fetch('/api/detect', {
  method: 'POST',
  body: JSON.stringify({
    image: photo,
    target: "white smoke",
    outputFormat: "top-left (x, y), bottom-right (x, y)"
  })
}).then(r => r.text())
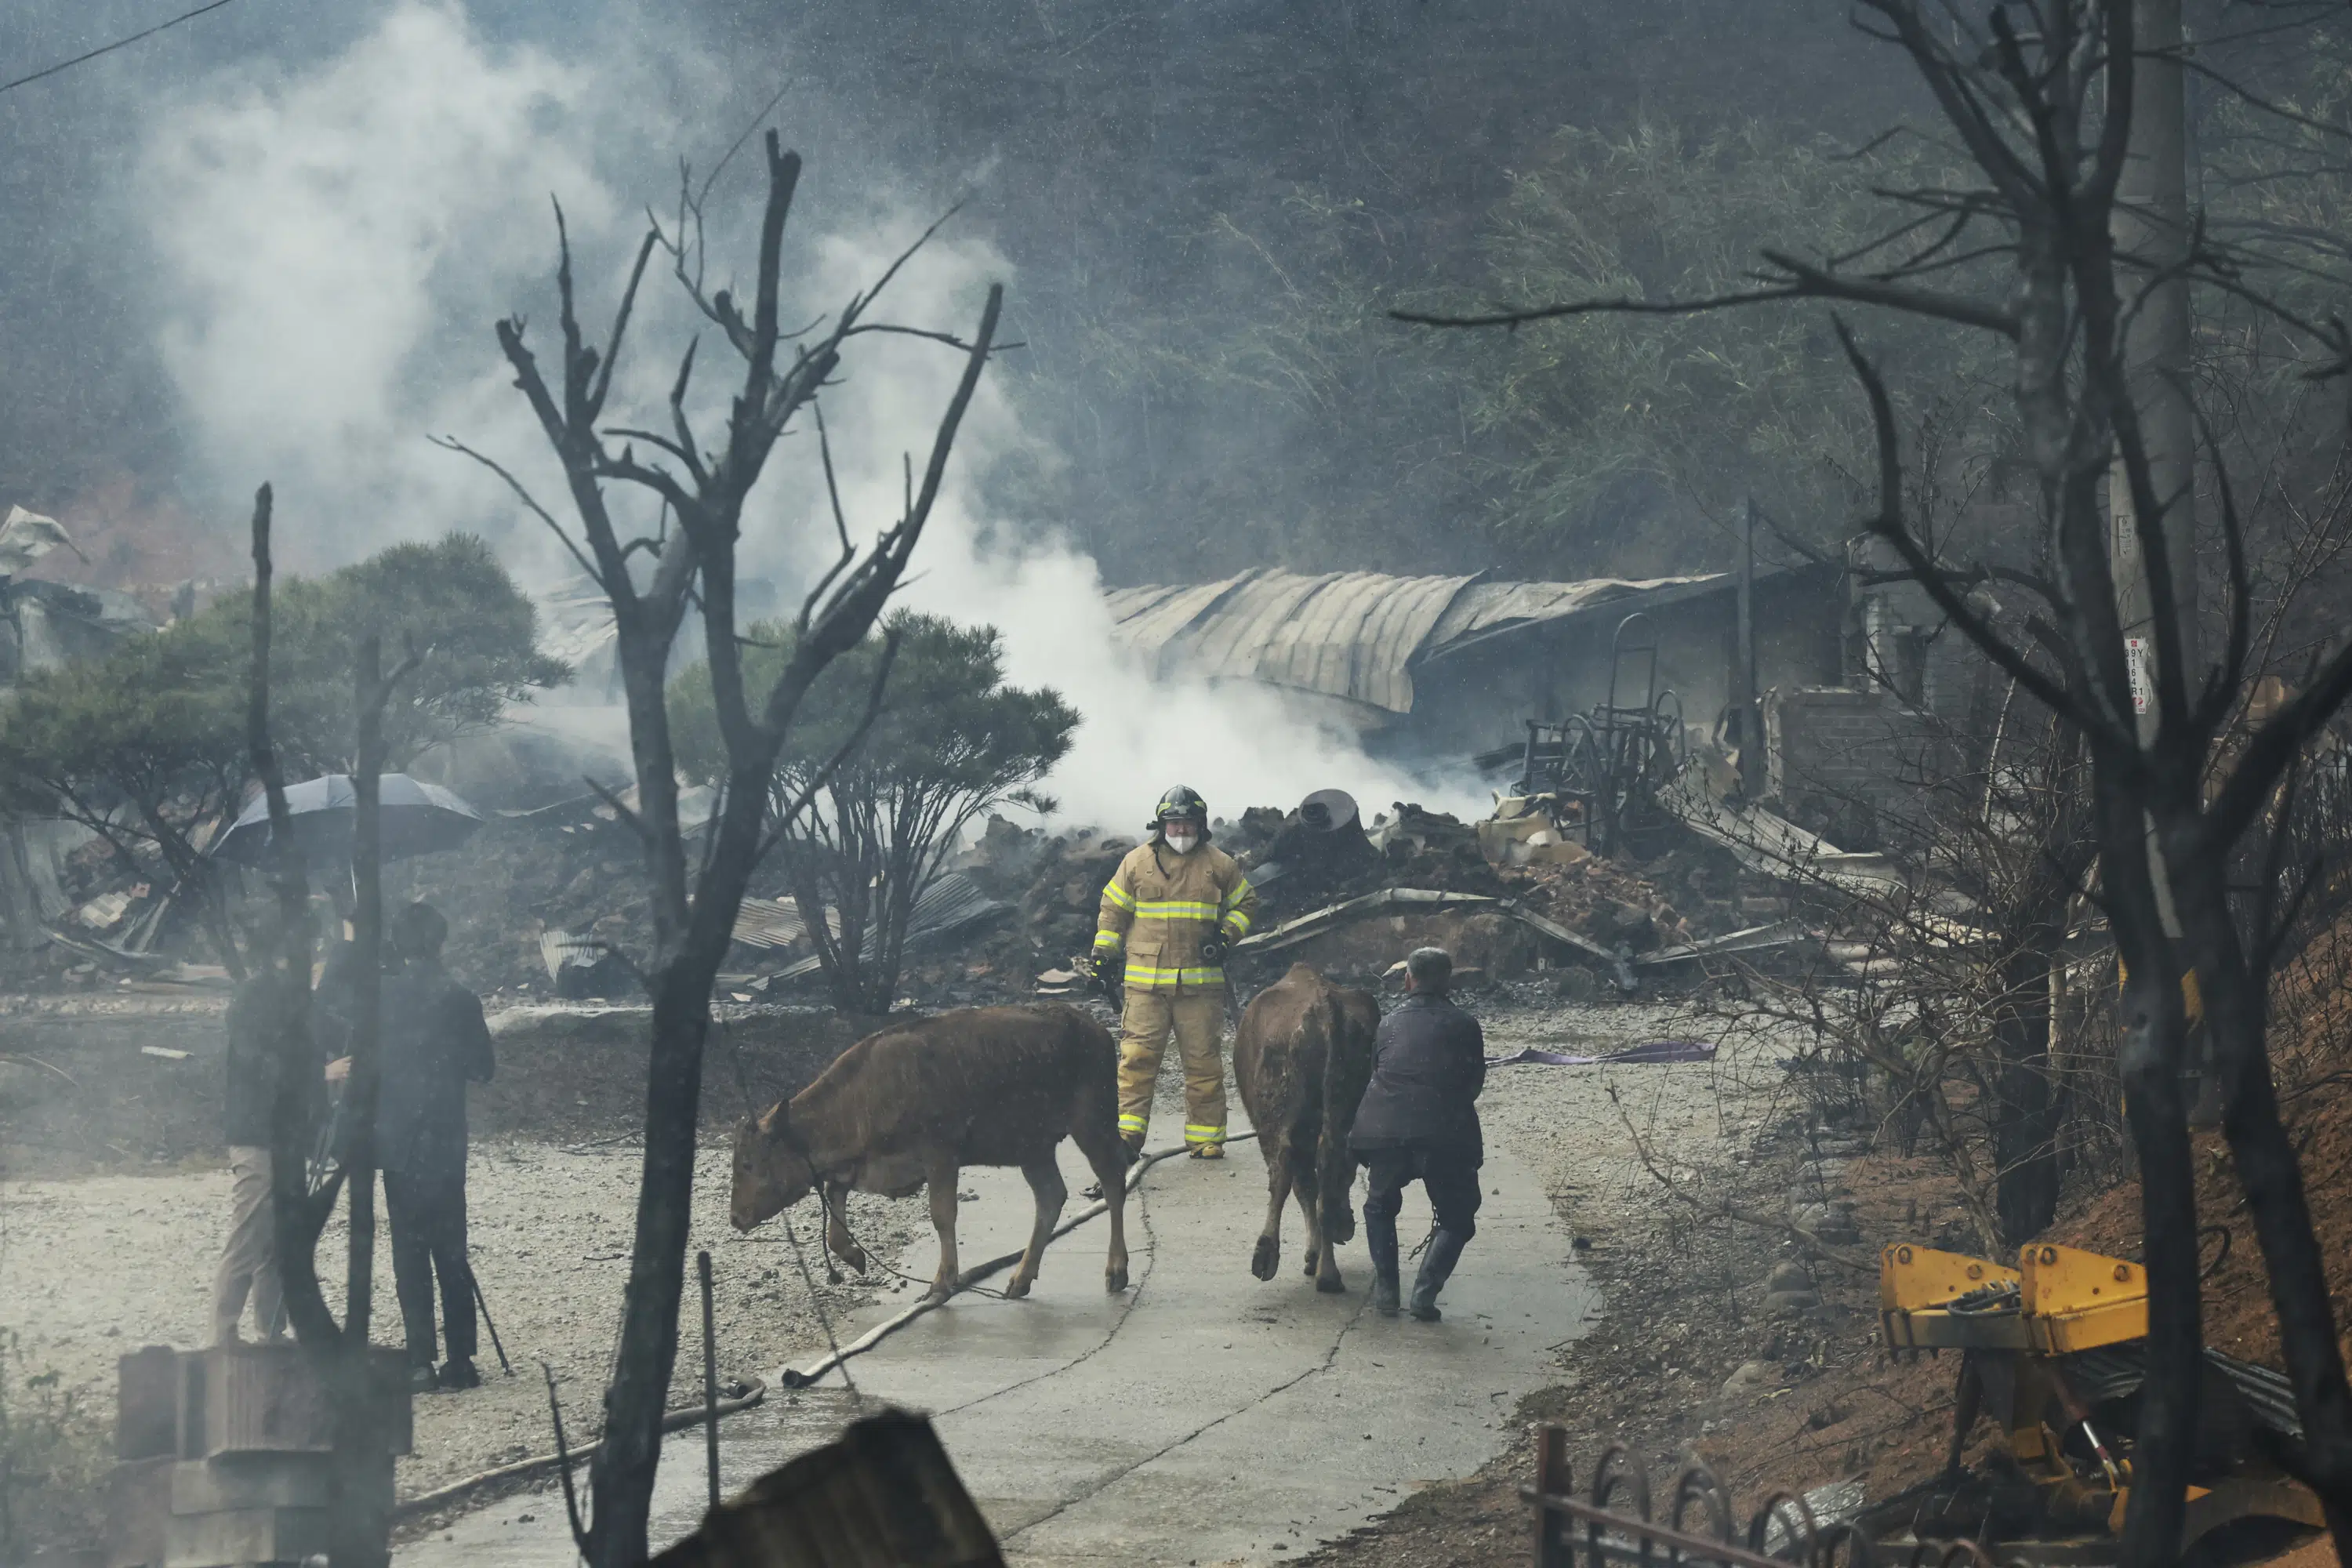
top-left (132, 0), bottom-right (1485, 832)
top-left (134, 3), bottom-right (645, 580)
top-left (763, 228), bottom-right (1482, 831)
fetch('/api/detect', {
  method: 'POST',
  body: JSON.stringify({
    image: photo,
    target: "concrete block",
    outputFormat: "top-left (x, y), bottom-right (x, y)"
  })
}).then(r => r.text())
top-left (103, 1455), bottom-right (172, 1568)
top-left (185, 1346), bottom-right (331, 1457)
top-left (169, 1454), bottom-right (390, 1515)
top-left (162, 1504), bottom-right (331, 1568)
top-left (180, 1344), bottom-right (412, 1459)
top-left (117, 1347), bottom-right (180, 1461)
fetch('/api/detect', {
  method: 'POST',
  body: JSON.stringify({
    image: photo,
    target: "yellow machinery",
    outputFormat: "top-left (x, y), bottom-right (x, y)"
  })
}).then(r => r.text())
top-left (1873, 1242), bottom-right (2325, 1563)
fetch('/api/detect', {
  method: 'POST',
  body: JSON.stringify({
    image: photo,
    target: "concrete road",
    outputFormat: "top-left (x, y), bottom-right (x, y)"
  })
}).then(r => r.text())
top-left (397, 1098), bottom-right (1593, 1566)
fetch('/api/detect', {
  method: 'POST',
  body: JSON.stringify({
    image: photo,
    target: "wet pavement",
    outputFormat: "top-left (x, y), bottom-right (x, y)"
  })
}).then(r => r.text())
top-left (395, 1098), bottom-right (1594, 1567)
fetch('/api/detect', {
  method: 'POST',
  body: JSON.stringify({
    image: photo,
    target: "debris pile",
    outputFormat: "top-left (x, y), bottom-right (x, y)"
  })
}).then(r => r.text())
top-left (0, 769), bottom-right (1780, 1012)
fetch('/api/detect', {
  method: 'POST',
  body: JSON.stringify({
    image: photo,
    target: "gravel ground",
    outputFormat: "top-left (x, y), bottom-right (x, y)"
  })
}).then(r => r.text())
top-left (0, 1132), bottom-right (926, 1500)
top-left (1472, 989), bottom-right (1771, 1236)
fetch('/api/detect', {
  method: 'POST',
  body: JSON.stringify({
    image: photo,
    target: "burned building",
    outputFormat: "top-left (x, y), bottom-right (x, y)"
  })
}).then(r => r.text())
top-left (1104, 563), bottom-right (1846, 767)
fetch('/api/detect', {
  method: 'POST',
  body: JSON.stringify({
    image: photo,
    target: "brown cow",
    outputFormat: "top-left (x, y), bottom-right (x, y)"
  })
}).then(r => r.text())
top-left (730, 1003), bottom-right (1130, 1303)
top-left (1233, 962), bottom-right (1380, 1293)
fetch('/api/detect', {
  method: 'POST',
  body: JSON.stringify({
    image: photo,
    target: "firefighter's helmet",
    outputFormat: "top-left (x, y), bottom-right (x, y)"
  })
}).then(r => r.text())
top-left (1149, 785), bottom-right (1210, 837)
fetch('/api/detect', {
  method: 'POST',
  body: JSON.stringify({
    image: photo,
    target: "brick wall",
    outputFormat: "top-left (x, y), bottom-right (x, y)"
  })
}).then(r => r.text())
top-left (1763, 685), bottom-right (1945, 851)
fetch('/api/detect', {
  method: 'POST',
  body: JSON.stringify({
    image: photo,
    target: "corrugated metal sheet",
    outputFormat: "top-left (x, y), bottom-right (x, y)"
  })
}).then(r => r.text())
top-left (1105, 570), bottom-right (1479, 714)
top-left (1424, 575), bottom-right (1721, 647)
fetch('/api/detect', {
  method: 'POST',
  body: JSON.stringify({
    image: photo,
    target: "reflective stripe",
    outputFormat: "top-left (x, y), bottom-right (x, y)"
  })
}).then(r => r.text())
top-left (1100, 881), bottom-right (1138, 913)
top-left (1133, 899), bottom-right (1219, 920)
top-left (1183, 1124), bottom-right (1225, 1145)
top-left (1219, 879), bottom-right (1255, 935)
top-left (1092, 929), bottom-right (1122, 951)
top-left (1118, 1113), bottom-right (1148, 1133)
top-left (1121, 962), bottom-right (1227, 989)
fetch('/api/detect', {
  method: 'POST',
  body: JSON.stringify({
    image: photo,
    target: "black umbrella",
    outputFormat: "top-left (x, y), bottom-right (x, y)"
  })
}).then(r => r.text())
top-left (209, 773), bottom-right (485, 867)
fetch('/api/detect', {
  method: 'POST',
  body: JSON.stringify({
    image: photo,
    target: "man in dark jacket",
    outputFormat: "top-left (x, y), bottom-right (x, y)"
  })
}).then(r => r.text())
top-left (1350, 946), bottom-right (1486, 1320)
top-left (376, 902), bottom-right (495, 1392)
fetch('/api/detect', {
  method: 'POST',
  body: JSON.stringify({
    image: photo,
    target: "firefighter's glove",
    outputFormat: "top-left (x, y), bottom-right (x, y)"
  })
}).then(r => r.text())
top-left (1200, 935), bottom-right (1227, 964)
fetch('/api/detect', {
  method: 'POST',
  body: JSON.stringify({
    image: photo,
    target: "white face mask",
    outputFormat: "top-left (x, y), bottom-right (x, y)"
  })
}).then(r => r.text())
top-left (1163, 829), bottom-right (1199, 855)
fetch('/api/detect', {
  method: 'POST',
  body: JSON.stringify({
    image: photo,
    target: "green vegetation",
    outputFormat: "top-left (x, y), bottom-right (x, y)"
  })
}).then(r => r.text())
top-left (1468, 120), bottom-right (2004, 569)
top-left (0, 532), bottom-right (564, 971)
top-left (1051, 116), bottom-right (2005, 581)
top-left (0, 1337), bottom-right (107, 1561)
top-left (674, 612), bottom-right (1076, 1014)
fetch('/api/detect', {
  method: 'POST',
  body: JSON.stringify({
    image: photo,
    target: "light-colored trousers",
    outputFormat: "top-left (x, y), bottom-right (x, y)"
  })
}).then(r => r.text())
top-left (212, 1146), bottom-right (285, 1344)
top-left (1116, 989), bottom-right (1228, 1149)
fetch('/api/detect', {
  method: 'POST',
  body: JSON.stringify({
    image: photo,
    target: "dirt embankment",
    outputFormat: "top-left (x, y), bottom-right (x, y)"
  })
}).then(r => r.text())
top-left (1299, 975), bottom-right (2352, 1568)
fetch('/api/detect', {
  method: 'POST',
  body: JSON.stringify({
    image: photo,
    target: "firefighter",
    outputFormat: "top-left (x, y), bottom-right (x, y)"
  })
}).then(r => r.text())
top-left (1091, 786), bottom-right (1258, 1159)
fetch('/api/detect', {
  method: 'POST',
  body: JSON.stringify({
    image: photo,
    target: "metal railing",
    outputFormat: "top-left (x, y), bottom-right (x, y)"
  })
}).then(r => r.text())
top-left (1525, 1427), bottom-right (1857, 1566)
top-left (1523, 1428), bottom-right (2031, 1567)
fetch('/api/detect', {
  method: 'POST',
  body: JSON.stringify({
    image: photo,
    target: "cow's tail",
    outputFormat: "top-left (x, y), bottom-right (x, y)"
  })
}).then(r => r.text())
top-left (1311, 989), bottom-right (1361, 1246)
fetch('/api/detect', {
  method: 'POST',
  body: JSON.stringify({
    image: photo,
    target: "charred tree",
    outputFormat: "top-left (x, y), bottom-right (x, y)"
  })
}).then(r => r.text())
top-left (1406, 2), bottom-right (2352, 1558)
top-left (450, 132), bottom-right (1000, 1563)
top-left (246, 490), bottom-right (418, 1568)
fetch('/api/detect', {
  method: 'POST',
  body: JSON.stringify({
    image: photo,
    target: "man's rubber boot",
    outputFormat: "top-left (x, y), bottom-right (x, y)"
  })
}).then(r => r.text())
top-left (1408, 1228), bottom-right (1469, 1322)
top-left (1119, 1132), bottom-right (1145, 1170)
top-left (1366, 1206), bottom-right (1402, 1318)
top-left (1189, 1142), bottom-right (1224, 1160)
top-left (439, 1358), bottom-right (481, 1391)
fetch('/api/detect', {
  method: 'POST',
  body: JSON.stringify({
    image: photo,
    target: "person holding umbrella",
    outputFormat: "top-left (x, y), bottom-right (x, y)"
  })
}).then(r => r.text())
top-left (215, 778), bottom-right (496, 1387)
top-left (370, 901), bottom-right (495, 1392)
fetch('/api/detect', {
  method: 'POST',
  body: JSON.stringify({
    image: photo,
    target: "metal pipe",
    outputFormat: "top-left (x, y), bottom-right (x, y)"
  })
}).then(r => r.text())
top-left (467, 1258), bottom-right (514, 1376)
top-left (698, 1248), bottom-right (720, 1513)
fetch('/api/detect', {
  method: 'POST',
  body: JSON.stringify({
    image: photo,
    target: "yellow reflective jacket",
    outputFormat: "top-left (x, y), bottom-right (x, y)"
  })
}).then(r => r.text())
top-left (1092, 838), bottom-right (1258, 991)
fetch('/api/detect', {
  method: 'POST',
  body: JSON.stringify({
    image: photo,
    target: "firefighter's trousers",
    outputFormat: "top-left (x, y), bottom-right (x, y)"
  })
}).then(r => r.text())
top-left (1116, 987), bottom-right (1227, 1149)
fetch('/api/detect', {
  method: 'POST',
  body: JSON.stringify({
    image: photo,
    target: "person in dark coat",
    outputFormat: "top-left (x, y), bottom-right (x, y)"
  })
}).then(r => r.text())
top-left (1350, 946), bottom-right (1486, 1320)
top-left (376, 902), bottom-right (495, 1392)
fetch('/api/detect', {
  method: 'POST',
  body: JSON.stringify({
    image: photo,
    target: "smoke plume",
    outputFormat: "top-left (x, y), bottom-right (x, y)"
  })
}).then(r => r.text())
top-left (132, 0), bottom-right (1480, 830)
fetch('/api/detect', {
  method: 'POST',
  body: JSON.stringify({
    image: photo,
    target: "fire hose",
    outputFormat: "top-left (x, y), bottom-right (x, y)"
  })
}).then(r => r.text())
top-left (778, 1129), bottom-right (1260, 1389)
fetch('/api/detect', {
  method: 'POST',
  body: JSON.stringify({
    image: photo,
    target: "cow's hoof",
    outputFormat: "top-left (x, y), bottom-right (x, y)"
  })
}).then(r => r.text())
top-left (825, 1266), bottom-right (844, 1285)
top-left (1105, 1265), bottom-right (1129, 1294)
top-left (1301, 1254), bottom-right (1317, 1279)
top-left (1004, 1274), bottom-right (1034, 1300)
top-left (921, 1284), bottom-right (953, 1306)
top-left (1250, 1236), bottom-right (1279, 1282)
top-left (1316, 1270), bottom-right (1347, 1295)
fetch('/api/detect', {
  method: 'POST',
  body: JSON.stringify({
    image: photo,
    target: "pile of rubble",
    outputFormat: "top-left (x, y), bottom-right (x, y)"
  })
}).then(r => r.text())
top-left (875, 791), bottom-right (1775, 1005)
top-left (0, 768), bottom-right (1794, 1014)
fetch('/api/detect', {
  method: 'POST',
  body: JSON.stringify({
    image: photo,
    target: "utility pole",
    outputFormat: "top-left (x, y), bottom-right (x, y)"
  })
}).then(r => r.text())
top-left (2112, 0), bottom-right (2209, 1116)
top-left (2111, 0), bottom-right (2201, 718)
top-left (1734, 499), bottom-right (1759, 798)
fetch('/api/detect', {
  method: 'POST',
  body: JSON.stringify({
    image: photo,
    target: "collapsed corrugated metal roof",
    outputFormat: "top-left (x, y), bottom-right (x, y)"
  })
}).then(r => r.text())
top-left (1104, 568), bottom-right (1729, 715)
top-left (1103, 570), bottom-right (1477, 714)
top-left (1422, 575), bottom-right (1719, 648)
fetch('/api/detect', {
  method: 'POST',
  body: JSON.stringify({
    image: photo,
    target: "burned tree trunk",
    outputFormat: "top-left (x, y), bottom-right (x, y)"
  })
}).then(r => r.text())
top-left (1990, 931), bottom-right (2063, 1247)
top-left (323, 634), bottom-right (396, 1568)
top-left (458, 131), bottom-right (1001, 1563)
top-left (250, 484), bottom-right (341, 1351)
top-left (246, 488), bottom-right (417, 1568)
